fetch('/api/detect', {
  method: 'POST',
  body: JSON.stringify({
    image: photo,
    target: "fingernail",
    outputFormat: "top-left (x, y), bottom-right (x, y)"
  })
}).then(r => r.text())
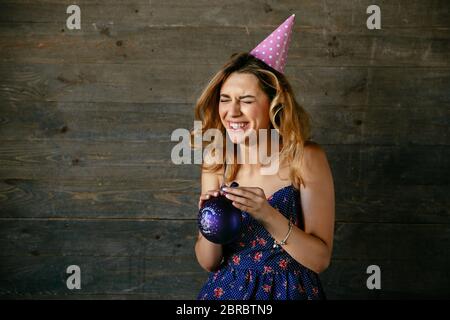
top-left (222, 187), bottom-right (229, 191)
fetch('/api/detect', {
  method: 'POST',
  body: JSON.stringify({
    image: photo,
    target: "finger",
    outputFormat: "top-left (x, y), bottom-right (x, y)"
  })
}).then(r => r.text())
top-left (198, 194), bottom-right (211, 209)
top-left (230, 201), bottom-right (249, 212)
top-left (199, 189), bottom-right (222, 208)
top-left (240, 187), bottom-right (266, 198)
top-left (206, 190), bottom-right (220, 197)
top-left (222, 187), bottom-right (257, 199)
top-left (224, 193), bottom-right (251, 207)
top-left (199, 198), bottom-right (209, 209)
top-left (199, 194), bottom-right (210, 201)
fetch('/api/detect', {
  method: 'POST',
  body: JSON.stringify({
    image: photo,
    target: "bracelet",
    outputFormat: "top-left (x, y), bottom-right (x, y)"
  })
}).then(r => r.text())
top-left (273, 219), bottom-right (293, 248)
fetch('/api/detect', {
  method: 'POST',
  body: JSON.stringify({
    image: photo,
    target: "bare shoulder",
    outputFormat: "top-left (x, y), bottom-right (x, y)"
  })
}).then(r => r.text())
top-left (303, 141), bottom-right (328, 163)
top-left (301, 141), bottom-right (332, 180)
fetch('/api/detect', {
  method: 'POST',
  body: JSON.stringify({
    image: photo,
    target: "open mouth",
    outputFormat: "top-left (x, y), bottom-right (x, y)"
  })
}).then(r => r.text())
top-left (227, 121), bottom-right (249, 132)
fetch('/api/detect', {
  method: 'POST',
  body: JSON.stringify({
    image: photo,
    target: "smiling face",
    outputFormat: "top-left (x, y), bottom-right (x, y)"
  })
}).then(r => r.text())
top-left (219, 72), bottom-right (271, 144)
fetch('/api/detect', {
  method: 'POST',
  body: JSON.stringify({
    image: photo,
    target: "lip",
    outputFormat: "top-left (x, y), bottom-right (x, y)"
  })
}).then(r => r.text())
top-left (227, 121), bottom-right (249, 131)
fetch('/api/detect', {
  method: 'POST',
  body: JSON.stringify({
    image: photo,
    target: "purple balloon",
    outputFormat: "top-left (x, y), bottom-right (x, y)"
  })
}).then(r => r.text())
top-left (198, 182), bottom-right (243, 244)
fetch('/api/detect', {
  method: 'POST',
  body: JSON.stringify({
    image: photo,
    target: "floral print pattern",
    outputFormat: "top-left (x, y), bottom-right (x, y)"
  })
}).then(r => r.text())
top-left (197, 184), bottom-right (326, 300)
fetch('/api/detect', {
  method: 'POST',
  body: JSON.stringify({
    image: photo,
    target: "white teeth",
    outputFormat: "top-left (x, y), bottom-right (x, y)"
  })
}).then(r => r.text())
top-left (230, 122), bottom-right (247, 129)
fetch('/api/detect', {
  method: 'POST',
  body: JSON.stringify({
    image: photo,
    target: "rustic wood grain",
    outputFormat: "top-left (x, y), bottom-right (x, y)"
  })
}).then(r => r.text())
top-left (0, 252), bottom-right (448, 299)
top-left (1, 63), bottom-right (449, 106)
top-left (0, 0), bottom-right (449, 300)
top-left (0, 101), bottom-right (448, 145)
top-left (1, 0), bottom-right (448, 29)
top-left (0, 143), bottom-right (448, 221)
top-left (0, 220), bottom-right (448, 261)
top-left (321, 258), bottom-right (450, 299)
top-left (0, 255), bottom-right (206, 298)
top-left (1, 27), bottom-right (448, 67)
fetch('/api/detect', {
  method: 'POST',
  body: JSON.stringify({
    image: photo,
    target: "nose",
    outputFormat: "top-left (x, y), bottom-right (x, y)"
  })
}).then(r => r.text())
top-left (228, 100), bottom-right (242, 117)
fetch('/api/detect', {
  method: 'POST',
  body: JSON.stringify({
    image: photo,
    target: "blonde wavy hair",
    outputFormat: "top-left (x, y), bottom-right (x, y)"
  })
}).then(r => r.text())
top-left (190, 52), bottom-right (311, 189)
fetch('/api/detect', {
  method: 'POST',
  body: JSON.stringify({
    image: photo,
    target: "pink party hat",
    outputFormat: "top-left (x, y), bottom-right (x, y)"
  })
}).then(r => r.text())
top-left (249, 14), bottom-right (296, 74)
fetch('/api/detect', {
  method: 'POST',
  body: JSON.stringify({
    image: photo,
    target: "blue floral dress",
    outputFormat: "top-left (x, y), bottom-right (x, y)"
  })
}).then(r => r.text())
top-left (197, 184), bottom-right (326, 300)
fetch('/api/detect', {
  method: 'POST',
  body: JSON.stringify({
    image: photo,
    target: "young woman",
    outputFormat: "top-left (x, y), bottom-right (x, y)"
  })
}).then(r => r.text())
top-left (193, 15), bottom-right (335, 300)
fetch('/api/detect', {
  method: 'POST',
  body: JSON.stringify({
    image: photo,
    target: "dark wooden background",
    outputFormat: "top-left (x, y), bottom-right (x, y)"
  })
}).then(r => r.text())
top-left (0, 0), bottom-right (449, 299)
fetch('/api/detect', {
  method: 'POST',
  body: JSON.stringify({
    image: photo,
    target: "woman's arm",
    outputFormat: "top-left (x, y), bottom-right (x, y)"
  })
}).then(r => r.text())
top-left (261, 142), bottom-right (335, 273)
top-left (194, 168), bottom-right (224, 272)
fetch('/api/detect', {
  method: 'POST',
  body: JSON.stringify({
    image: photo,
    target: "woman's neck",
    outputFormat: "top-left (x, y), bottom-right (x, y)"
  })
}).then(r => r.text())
top-left (236, 133), bottom-right (280, 170)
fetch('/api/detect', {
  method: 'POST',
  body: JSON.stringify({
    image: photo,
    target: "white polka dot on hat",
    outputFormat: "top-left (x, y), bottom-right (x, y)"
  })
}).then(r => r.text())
top-left (249, 14), bottom-right (295, 74)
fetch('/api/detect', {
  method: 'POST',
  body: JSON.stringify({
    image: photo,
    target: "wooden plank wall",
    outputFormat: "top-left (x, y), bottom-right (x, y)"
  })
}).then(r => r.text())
top-left (0, 0), bottom-right (449, 299)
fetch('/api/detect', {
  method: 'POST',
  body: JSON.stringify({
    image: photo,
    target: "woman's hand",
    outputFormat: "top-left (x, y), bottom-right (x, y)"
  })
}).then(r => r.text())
top-left (198, 189), bottom-right (222, 209)
top-left (221, 186), bottom-right (274, 222)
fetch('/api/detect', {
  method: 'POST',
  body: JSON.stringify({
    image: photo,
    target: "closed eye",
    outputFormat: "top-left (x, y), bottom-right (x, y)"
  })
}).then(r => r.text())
top-left (220, 100), bottom-right (253, 104)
